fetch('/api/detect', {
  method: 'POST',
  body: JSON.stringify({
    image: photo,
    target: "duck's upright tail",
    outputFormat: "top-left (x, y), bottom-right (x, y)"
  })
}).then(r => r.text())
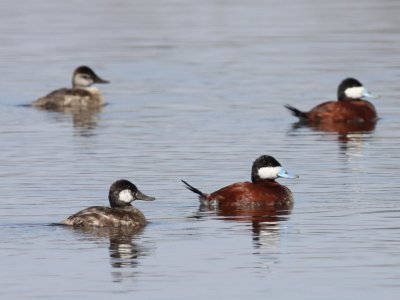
top-left (181, 180), bottom-right (209, 204)
top-left (284, 104), bottom-right (308, 121)
top-left (181, 180), bottom-right (208, 197)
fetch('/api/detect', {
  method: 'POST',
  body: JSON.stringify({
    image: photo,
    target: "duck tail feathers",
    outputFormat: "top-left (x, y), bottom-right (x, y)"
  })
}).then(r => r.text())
top-left (181, 180), bottom-right (208, 199)
top-left (284, 104), bottom-right (308, 120)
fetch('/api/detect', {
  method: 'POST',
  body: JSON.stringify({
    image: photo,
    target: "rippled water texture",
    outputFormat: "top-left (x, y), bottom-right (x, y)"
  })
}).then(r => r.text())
top-left (1, 0), bottom-right (400, 299)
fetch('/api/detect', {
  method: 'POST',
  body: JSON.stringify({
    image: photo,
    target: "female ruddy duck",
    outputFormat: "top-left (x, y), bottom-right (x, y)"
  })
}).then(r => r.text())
top-left (182, 155), bottom-right (298, 208)
top-left (285, 78), bottom-right (377, 125)
top-left (60, 179), bottom-right (155, 228)
top-left (32, 66), bottom-right (109, 109)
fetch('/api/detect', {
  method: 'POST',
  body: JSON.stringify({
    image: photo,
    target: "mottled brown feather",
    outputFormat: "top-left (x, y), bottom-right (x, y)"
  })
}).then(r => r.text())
top-left (60, 206), bottom-right (147, 229)
top-left (32, 87), bottom-right (104, 109)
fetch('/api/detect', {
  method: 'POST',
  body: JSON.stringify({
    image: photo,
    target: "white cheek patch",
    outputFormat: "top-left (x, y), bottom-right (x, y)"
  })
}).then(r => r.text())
top-left (119, 189), bottom-right (134, 203)
top-left (344, 87), bottom-right (364, 99)
top-left (258, 167), bottom-right (281, 180)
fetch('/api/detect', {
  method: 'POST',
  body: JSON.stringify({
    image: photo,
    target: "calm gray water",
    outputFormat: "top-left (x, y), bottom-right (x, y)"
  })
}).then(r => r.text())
top-left (1, 0), bottom-right (400, 299)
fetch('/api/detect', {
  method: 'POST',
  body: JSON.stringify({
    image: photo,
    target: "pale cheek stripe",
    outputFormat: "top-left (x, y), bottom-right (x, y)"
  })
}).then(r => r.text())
top-left (258, 167), bottom-right (281, 179)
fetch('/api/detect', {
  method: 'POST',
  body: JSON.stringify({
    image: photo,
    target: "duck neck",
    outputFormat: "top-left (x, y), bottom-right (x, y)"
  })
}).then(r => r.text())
top-left (251, 177), bottom-right (276, 184)
top-left (109, 199), bottom-right (133, 208)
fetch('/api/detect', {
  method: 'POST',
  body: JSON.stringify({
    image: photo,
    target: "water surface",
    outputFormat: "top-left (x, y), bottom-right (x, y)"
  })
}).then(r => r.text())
top-left (1, 0), bottom-right (400, 299)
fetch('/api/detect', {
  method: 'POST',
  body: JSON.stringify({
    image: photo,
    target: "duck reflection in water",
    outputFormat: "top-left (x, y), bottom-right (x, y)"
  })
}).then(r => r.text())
top-left (221, 204), bottom-right (293, 250)
top-left (183, 155), bottom-right (296, 249)
top-left (108, 227), bottom-right (154, 283)
top-left (108, 227), bottom-right (144, 269)
top-left (289, 118), bottom-right (376, 157)
top-left (289, 118), bottom-right (376, 136)
top-left (64, 226), bottom-right (152, 282)
top-left (34, 104), bottom-right (103, 137)
top-left (190, 198), bottom-right (293, 250)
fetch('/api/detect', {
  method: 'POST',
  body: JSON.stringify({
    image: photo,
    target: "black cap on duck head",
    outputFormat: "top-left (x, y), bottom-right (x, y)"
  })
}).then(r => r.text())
top-left (337, 78), bottom-right (373, 101)
top-left (108, 179), bottom-right (155, 208)
top-left (251, 155), bottom-right (298, 183)
top-left (72, 65), bottom-right (110, 88)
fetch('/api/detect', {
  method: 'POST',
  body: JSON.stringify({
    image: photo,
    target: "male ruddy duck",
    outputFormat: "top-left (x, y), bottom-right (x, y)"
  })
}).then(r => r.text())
top-left (60, 179), bottom-right (155, 228)
top-left (32, 66), bottom-right (109, 109)
top-left (182, 155), bottom-right (298, 208)
top-left (285, 78), bottom-right (377, 125)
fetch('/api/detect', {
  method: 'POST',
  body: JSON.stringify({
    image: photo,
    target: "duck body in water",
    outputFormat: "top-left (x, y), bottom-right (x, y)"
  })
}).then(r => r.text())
top-left (60, 179), bottom-right (155, 229)
top-left (32, 66), bottom-right (109, 109)
top-left (285, 78), bottom-right (377, 125)
top-left (182, 155), bottom-right (298, 209)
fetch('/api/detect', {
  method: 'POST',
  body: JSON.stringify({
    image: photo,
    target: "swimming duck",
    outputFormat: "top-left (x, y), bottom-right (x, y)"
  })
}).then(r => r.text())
top-left (32, 66), bottom-right (109, 109)
top-left (285, 78), bottom-right (377, 124)
top-left (182, 155), bottom-right (297, 208)
top-left (60, 179), bottom-right (155, 228)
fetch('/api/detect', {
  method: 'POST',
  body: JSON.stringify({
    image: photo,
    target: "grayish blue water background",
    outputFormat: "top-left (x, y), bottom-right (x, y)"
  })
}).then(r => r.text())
top-left (1, 0), bottom-right (400, 299)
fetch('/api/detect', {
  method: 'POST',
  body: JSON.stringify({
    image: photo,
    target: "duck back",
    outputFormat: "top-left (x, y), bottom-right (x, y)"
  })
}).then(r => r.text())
top-left (308, 100), bottom-right (377, 124)
top-left (210, 181), bottom-right (293, 208)
top-left (60, 206), bottom-right (147, 228)
top-left (32, 87), bottom-right (104, 109)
